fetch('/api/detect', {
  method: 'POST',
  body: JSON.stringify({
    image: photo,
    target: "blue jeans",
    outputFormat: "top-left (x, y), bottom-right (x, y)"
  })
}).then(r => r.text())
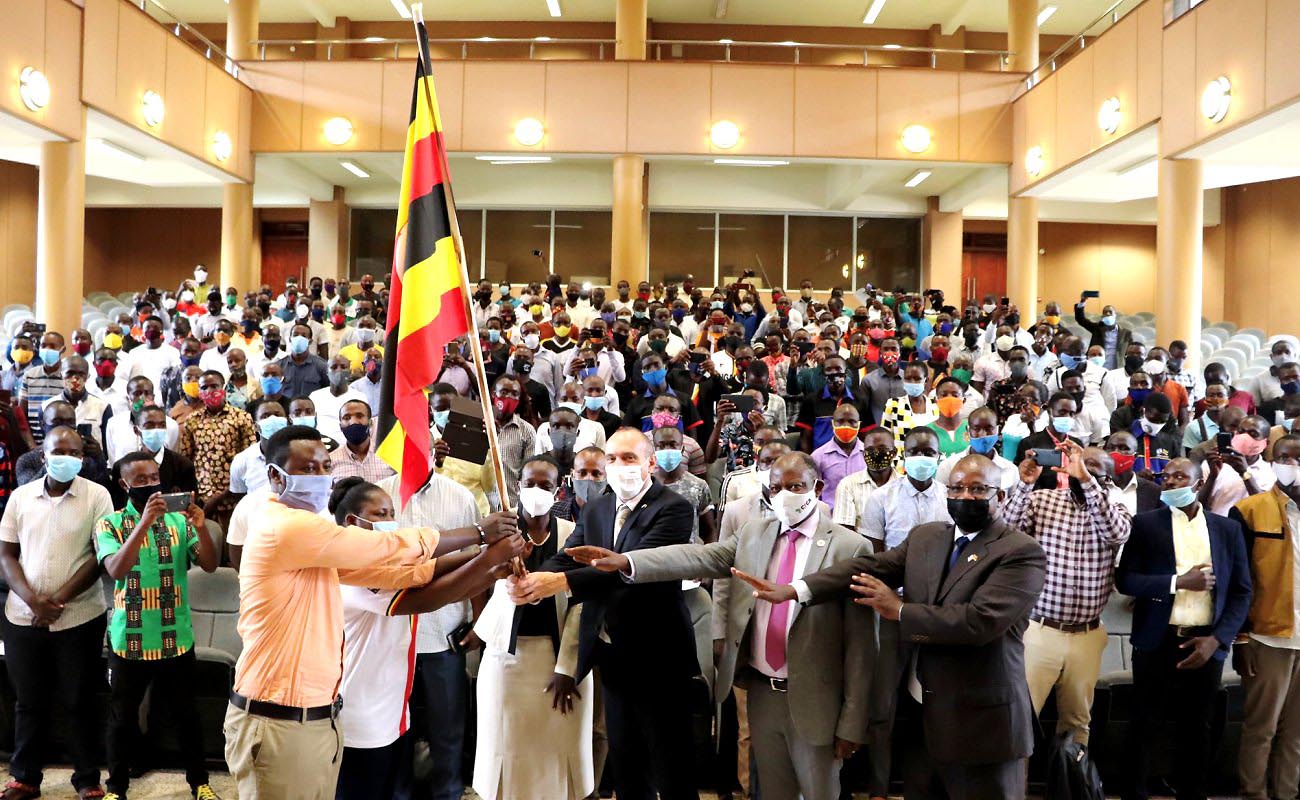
top-left (416, 650), bottom-right (468, 800)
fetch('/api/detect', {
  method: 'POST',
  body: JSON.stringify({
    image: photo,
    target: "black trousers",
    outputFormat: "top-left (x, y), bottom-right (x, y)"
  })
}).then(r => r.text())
top-left (2, 614), bottom-right (107, 791)
top-left (1122, 629), bottom-right (1225, 800)
top-left (335, 731), bottom-right (413, 800)
top-left (106, 649), bottom-right (208, 794)
top-left (601, 670), bottom-right (699, 800)
top-left (414, 650), bottom-right (467, 800)
top-left (895, 694), bottom-right (1026, 800)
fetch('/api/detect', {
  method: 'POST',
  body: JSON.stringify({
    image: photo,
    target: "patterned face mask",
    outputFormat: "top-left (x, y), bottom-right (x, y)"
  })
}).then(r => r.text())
top-left (864, 448), bottom-right (895, 472)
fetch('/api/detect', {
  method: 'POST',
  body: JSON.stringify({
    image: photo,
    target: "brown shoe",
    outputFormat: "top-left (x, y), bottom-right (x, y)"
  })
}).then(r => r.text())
top-left (76, 788), bottom-right (104, 799)
top-left (0, 781), bottom-right (39, 800)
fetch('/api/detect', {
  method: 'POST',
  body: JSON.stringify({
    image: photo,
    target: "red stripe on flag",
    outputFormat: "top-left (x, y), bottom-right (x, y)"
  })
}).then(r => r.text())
top-left (405, 131), bottom-right (449, 208)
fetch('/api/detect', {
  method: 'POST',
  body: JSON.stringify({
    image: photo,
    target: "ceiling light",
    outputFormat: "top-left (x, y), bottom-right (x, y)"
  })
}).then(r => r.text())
top-left (212, 130), bottom-right (232, 162)
top-left (718, 38), bottom-right (733, 44)
top-left (1097, 96), bottom-right (1121, 134)
top-left (18, 67), bottom-right (49, 111)
top-left (363, 36), bottom-right (385, 42)
top-left (535, 36), bottom-right (552, 41)
top-left (340, 160), bottom-right (369, 178)
top-left (714, 0), bottom-right (728, 18)
top-left (476, 155), bottom-right (552, 164)
top-left (546, 0), bottom-right (562, 17)
top-left (710, 120), bottom-right (740, 149)
top-left (904, 169), bottom-right (931, 188)
top-left (1202, 76), bottom-right (1231, 123)
top-left (323, 116), bottom-right (354, 145)
top-left (93, 138), bottom-right (145, 164)
top-left (1037, 5), bottom-right (1058, 25)
top-left (863, 0), bottom-right (887, 24)
top-left (478, 36), bottom-right (496, 41)
top-left (514, 117), bottom-right (545, 146)
top-left (1025, 145), bottom-right (1045, 176)
top-left (390, 0), bottom-right (411, 18)
top-left (141, 90), bottom-right (165, 127)
top-left (900, 124), bottom-right (931, 153)
top-left (884, 43), bottom-right (902, 49)
top-left (713, 158), bottom-right (789, 166)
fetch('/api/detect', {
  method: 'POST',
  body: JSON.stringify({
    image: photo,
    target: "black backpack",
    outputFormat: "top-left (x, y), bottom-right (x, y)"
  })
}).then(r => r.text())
top-left (1046, 730), bottom-right (1106, 800)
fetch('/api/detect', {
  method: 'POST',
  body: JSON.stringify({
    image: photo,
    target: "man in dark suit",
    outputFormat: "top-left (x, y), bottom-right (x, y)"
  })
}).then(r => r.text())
top-left (509, 427), bottom-right (700, 800)
top-left (736, 454), bottom-right (1047, 799)
top-left (1074, 292), bottom-right (1132, 371)
top-left (1116, 456), bottom-right (1253, 800)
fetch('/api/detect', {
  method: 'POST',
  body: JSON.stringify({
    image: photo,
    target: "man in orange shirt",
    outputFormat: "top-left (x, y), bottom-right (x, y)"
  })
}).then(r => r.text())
top-left (222, 426), bottom-right (519, 799)
top-left (1146, 349), bottom-right (1191, 429)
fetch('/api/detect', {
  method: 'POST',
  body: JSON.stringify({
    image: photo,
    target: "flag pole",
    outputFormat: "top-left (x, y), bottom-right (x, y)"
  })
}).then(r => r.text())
top-left (411, 3), bottom-right (513, 514)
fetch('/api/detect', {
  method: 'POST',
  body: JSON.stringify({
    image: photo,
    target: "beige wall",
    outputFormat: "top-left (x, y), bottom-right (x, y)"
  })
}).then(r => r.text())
top-left (0, 0), bottom-right (84, 141)
top-left (83, 208), bottom-right (223, 295)
top-left (0, 162), bottom-right (38, 309)
top-left (1221, 177), bottom-right (1300, 335)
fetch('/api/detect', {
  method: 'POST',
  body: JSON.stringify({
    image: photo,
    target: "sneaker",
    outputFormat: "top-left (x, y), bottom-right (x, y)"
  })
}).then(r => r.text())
top-left (0, 781), bottom-right (39, 800)
top-left (194, 786), bottom-right (222, 800)
top-left (102, 794), bottom-right (124, 800)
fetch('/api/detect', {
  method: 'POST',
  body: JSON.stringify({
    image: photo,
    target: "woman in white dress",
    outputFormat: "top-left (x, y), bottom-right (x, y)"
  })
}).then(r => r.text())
top-left (473, 455), bottom-right (594, 800)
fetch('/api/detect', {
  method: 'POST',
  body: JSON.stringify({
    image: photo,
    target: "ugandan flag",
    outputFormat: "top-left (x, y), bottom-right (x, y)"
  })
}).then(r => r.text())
top-left (377, 20), bottom-right (470, 507)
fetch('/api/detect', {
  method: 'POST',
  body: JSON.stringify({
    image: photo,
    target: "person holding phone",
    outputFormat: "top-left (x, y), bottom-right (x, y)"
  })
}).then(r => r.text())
top-left (1074, 291), bottom-right (1132, 370)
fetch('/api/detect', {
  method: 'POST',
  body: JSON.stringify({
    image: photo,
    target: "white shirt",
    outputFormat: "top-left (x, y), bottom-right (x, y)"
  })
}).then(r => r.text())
top-left (123, 344), bottom-right (181, 404)
top-left (106, 412), bottom-right (179, 464)
top-left (533, 418), bottom-right (606, 455)
top-left (339, 585), bottom-right (418, 749)
top-left (1252, 500), bottom-right (1300, 649)
top-left (861, 476), bottom-right (951, 550)
top-left (198, 345), bottom-right (235, 380)
top-left (750, 509), bottom-right (819, 680)
top-left (227, 489), bottom-right (274, 547)
top-left (1108, 475), bottom-right (1139, 517)
top-left (1105, 367), bottom-right (1134, 407)
top-left (1047, 360), bottom-right (1117, 414)
top-left (377, 473), bottom-right (481, 654)
top-left (351, 376), bottom-right (382, 412)
top-left (1204, 458), bottom-right (1278, 517)
top-left (0, 477), bottom-right (113, 631)
top-left (42, 392), bottom-right (109, 447)
top-left (228, 441), bottom-right (270, 495)
top-left (721, 466), bottom-right (763, 511)
top-left (87, 377), bottom-right (129, 418)
top-left (1028, 350), bottom-right (1060, 382)
top-left (308, 386), bottom-right (365, 443)
top-left (1169, 505), bottom-right (1214, 626)
top-left (935, 448), bottom-right (1018, 490)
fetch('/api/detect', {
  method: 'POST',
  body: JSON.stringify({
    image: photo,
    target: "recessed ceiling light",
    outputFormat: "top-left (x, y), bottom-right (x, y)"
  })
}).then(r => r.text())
top-left (718, 38), bottom-right (733, 44)
top-left (884, 43), bottom-right (902, 50)
top-left (363, 36), bottom-right (385, 42)
top-left (475, 155), bottom-right (552, 164)
top-left (904, 169), bottom-right (931, 188)
top-left (514, 118), bottom-right (545, 146)
top-left (340, 160), bottom-right (369, 178)
top-left (546, 0), bottom-right (562, 17)
top-left (535, 36), bottom-right (552, 41)
top-left (863, 0), bottom-right (887, 24)
top-left (713, 158), bottom-right (789, 167)
top-left (478, 36), bottom-right (496, 42)
top-left (93, 138), bottom-right (145, 164)
top-left (390, 0), bottom-right (411, 19)
top-left (1037, 5), bottom-right (1058, 25)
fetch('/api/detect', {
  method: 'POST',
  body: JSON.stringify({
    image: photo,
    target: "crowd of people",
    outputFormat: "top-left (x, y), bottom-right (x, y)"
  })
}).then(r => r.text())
top-left (0, 262), bottom-right (1294, 800)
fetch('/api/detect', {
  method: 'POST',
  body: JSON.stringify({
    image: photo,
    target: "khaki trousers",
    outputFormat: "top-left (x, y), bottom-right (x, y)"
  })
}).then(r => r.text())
top-left (223, 702), bottom-right (343, 800)
top-left (1023, 621), bottom-right (1107, 744)
top-left (735, 685), bottom-right (752, 796)
top-left (1239, 641), bottom-right (1300, 800)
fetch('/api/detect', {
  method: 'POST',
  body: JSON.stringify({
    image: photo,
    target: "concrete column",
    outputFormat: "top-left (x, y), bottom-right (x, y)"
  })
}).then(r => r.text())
top-left (226, 0), bottom-right (259, 61)
top-left (611, 154), bottom-right (646, 287)
top-left (1007, 0), bottom-right (1039, 73)
top-left (1006, 196), bottom-right (1038, 319)
top-left (615, 0), bottom-right (648, 60)
top-left (221, 183), bottom-right (256, 294)
top-left (922, 196), bottom-right (963, 303)
top-left (36, 110), bottom-right (86, 338)
top-left (308, 186), bottom-right (349, 282)
top-left (1157, 158), bottom-right (1204, 369)
top-left (928, 24), bottom-right (967, 71)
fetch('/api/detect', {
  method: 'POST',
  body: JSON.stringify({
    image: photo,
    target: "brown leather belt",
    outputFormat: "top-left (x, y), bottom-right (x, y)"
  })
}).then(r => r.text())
top-left (1030, 614), bottom-right (1101, 634)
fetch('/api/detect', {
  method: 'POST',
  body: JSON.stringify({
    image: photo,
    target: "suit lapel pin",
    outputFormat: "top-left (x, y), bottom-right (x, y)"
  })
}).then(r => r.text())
top-left (967, 554), bottom-right (980, 564)
top-left (816, 539), bottom-right (827, 547)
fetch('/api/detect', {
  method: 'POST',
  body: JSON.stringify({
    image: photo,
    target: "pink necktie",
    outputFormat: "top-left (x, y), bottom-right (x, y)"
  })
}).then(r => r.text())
top-left (764, 528), bottom-right (804, 672)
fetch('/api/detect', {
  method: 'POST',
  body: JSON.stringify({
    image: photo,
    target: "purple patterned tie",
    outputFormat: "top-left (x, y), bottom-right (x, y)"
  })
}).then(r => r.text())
top-left (764, 528), bottom-right (804, 671)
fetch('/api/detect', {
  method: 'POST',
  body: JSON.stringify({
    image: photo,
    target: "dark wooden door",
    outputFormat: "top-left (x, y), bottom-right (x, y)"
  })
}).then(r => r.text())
top-left (260, 221), bottom-right (308, 291)
top-left (961, 251), bottom-right (1007, 307)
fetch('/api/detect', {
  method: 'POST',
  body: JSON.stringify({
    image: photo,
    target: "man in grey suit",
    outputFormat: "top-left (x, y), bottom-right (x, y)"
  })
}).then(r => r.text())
top-left (736, 454), bottom-right (1046, 800)
top-left (568, 452), bottom-right (874, 800)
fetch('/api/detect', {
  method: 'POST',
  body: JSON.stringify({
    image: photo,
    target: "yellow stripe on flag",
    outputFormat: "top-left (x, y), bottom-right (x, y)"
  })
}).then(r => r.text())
top-left (397, 237), bottom-right (460, 338)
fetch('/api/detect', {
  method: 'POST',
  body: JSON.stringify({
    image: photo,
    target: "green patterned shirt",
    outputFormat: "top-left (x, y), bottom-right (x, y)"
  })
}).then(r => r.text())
top-left (94, 504), bottom-right (200, 660)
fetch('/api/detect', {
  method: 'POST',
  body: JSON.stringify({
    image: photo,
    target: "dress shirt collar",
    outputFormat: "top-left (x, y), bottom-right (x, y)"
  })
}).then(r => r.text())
top-left (821, 384), bottom-right (857, 401)
top-left (618, 476), bottom-right (654, 511)
top-left (903, 478), bottom-right (941, 499)
top-left (40, 476), bottom-right (80, 500)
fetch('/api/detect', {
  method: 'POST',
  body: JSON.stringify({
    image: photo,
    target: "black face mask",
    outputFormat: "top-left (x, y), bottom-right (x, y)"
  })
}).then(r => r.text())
top-left (1070, 391), bottom-right (1086, 408)
top-left (1124, 354), bottom-right (1144, 374)
top-left (340, 423), bottom-right (369, 446)
top-left (947, 497), bottom-right (996, 533)
top-left (127, 483), bottom-right (162, 513)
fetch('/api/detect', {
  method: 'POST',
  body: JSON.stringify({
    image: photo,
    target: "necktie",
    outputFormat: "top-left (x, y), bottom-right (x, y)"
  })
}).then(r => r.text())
top-left (948, 534), bottom-right (971, 572)
top-left (764, 528), bottom-right (804, 672)
top-left (613, 503), bottom-right (631, 548)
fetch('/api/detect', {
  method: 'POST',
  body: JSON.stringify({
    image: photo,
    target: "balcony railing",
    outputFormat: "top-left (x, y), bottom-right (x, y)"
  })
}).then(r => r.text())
top-left (1021, 0), bottom-right (1146, 92)
top-left (136, 0), bottom-right (242, 78)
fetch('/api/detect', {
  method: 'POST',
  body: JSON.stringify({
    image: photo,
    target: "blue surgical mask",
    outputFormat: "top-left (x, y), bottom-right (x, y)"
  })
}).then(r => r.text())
top-left (294, 415), bottom-right (317, 430)
top-left (903, 381), bottom-right (926, 398)
top-left (655, 449), bottom-right (684, 472)
top-left (290, 335), bottom-right (311, 355)
top-left (271, 464), bottom-right (334, 513)
top-left (968, 434), bottom-right (999, 455)
top-left (1159, 485), bottom-right (1197, 509)
top-left (261, 376), bottom-right (283, 396)
top-left (1088, 355), bottom-right (1106, 367)
top-left (1285, 418), bottom-right (1296, 432)
top-left (711, 301), bottom-right (724, 310)
top-left (488, 329), bottom-right (501, 343)
top-left (46, 454), bottom-right (83, 483)
top-left (904, 455), bottom-right (938, 481)
top-left (559, 401), bottom-right (583, 415)
top-left (1058, 353), bottom-right (1080, 370)
top-left (584, 396), bottom-right (607, 412)
top-left (38, 348), bottom-right (60, 367)
top-left (433, 409), bottom-right (450, 428)
top-left (354, 516), bottom-right (399, 532)
top-left (643, 367), bottom-right (667, 386)
top-left (258, 416), bottom-right (288, 439)
top-left (1051, 416), bottom-right (1074, 434)
top-left (139, 428), bottom-right (168, 452)
top-left (1101, 315), bottom-right (1117, 327)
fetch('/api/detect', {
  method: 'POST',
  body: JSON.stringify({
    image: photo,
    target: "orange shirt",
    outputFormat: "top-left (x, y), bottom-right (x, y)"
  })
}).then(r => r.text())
top-left (1160, 380), bottom-right (1190, 421)
top-left (233, 498), bottom-right (440, 708)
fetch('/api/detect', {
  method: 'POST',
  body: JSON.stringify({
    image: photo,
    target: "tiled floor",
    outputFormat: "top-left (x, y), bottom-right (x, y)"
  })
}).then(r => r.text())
top-left (5, 769), bottom-right (237, 799)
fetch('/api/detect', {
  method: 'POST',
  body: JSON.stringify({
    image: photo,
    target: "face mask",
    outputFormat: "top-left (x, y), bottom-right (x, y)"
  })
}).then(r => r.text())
top-left (226, 295), bottom-right (238, 309)
top-left (69, 340), bottom-right (91, 358)
top-left (39, 348), bottom-right (60, 367)
top-left (1059, 353), bottom-right (1080, 370)
top-left (1044, 314), bottom-right (1061, 326)
top-left (864, 449), bottom-right (894, 473)
top-left (651, 409), bottom-right (680, 429)
top-left (264, 341), bottom-right (281, 358)
top-left (521, 333), bottom-right (540, 350)
top-left (1160, 485), bottom-right (1197, 509)
top-left (948, 497), bottom-right (997, 532)
top-left (46, 454), bottom-right (83, 483)
top-left (271, 464), bottom-right (334, 513)
top-left (832, 425), bottom-right (859, 444)
top-left (1274, 353), bottom-right (1294, 368)
top-left (880, 352), bottom-right (900, 368)
top-left (341, 423), bottom-right (370, 446)
top-left (1009, 362), bottom-right (1029, 379)
top-left (1284, 382), bottom-right (1300, 397)
top-left (255, 415), bottom-right (287, 439)
top-left (1275, 464), bottom-right (1300, 487)
top-left (931, 346), bottom-right (950, 362)
top-left (182, 381), bottom-right (201, 399)
top-left (290, 335), bottom-right (310, 356)
top-left (1138, 417), bottom-right (1165, 437)
top-left (607, 462), bottom-right (647, 501)
top-left (198, 386), bottom-right (226, 410)
top-left (10, 347), bottom-right (33, 366)
top-left (356, 328), bottom-right (377, 345)
top-left (487, 329), bottom-right (502, 344)
top-left (982, 304), bottom-right (996, 314)
top-left (643, 367), bottom-right (667, 387)
top-left (554, 325), bottom-right (572, 339)
top-left (1051, 416), bottom-right (1074, 434)
top-left (1101, 315), bottom-right (1117, 326)
top-left (126, 483), bottom-right (162, 513)
top-left (572, 478), bottom-right (608, 503)
top-left (825, 374), bottom-right (847, 392)
top-left (519, 485), bottom-right (556, 517)
top-left (181, 353), bottom-right (201, 368)
top-left (1088, 355), bottom-right (1106, 368)
top-left (493, 396), bottom-right (519, 417)
top-left (1109, 451), bottom-right (1136, 475)
top-left (583, 395), bottom-right (607, 412)
top-left (1128, 388), bottom-right (1151, 406)
top-left (549, 428), bottom-right (578, 456)
top-left (295, 415), bottom-right (317, 429)
top-left (904, 455), bottom-right (938, 482)
top-left (261, 376), bottom-right (283, 396)
top-left (772, 489), bottom-right (817, 528)
top-left (648, 339), bottom-right (668, 353)
top-left (952, 368), bottom-right (973, 384)
top-left (967, 433), bottom-right (999, 455)
top-left (329, 371), bottom-right (350, 391)
top-left (1286, 418), bottom-right (1297, 432)
top-left (655, 448), bottom-right (684, 471)
top-left (936, 396), bottom-right (964, 418)
top-left (94, 360), bottom-right (117, 379)
top-left (163, 298), bottom-right (177, 310)
top-left (428, 408), bottom-right (450, 430)
top-left (938, 322), bottom-right (954, 336)
top-left (145, 329), bottom-right (164, 344)
top-left (903, 381), bottom-right (925, 398)
top-left (1232, 432), bottom-right (1268, 457)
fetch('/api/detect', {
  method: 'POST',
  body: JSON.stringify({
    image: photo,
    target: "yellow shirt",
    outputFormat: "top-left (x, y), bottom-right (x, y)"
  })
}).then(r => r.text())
top-left (1170, 505), bottom-right (1214, 626)
top-left (339, 343), bottom-right (385, 373)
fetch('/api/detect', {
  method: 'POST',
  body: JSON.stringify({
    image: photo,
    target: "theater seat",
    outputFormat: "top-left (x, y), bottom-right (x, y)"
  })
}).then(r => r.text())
top-left (188, 567), bottom-right (241, 662)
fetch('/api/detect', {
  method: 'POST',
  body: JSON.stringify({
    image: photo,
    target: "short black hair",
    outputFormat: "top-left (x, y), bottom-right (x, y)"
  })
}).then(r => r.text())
top-left (117, 450), bottom-right (159, 475)
top-left (133, 403), bottom-right (166, 425)
top-left (265, 424), bottom-right (324, 467)
top-left (431, 382), bottom-right (457, 396)
top-left (328, 477), bottom-right (384, 524)
top-left (340, 399), bottom-right (372, 417)
top-left (522, 454), bottom-right (561, 476)
top-left (200, 369), bottom-right (225, 383)
top-left (1047, 391), bottom-right (1077, 409)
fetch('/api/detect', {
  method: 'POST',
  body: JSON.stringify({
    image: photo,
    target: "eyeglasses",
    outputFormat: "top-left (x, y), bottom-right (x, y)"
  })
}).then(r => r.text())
top-left (947, 484), bottom-right (999, 499)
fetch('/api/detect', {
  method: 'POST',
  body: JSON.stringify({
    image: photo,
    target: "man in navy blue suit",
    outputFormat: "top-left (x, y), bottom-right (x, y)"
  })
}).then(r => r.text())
top-left (1116, 456), bottom-right (1253, 800)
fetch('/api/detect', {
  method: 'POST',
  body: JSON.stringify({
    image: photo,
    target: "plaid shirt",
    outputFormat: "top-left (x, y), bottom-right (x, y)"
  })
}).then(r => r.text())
top-left (1001, 478), bottom-right (1132, 625)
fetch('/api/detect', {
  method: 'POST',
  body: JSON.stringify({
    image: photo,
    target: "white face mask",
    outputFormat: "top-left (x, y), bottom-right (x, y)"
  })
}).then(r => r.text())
top-left (519, 485), bottom-right (556, 517)
top-left (1138, 417), bottom-right (1165, 437)
top-left (606, 463), bottom-right (648, 501)
top-left (754, 468), bottom-right (771, 491)
top-left (1275, 464), bottom-right (1300, 487)
top-left (522, 333), bottom-right (540, 350)
top-left (772, 489), bottom-right (817, 529)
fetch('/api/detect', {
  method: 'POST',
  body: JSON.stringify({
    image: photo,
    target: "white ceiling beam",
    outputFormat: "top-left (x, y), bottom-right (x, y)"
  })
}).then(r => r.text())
top-left (255, 155), bottom-right (336, 203)
top-left (298, 0), bottom-right (336, 28)
top-left (938, 166), bottom-right (1007, 213)
top-left (824, 165), bottom-right (884, 210)
top-left (940, 0), bottom-right (980, 36)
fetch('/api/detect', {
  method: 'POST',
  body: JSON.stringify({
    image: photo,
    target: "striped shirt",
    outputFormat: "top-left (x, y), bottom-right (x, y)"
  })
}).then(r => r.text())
top-left (16, 365), bottom-right (64, 444)
top-left (329, 443), bottom-right (396, 483)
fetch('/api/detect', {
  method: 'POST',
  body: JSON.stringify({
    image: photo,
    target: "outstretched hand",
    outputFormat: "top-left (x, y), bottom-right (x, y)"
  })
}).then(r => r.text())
top-left (730, 567), bottom-right (797, 604)
top-left (849, 573), bottom-right (902, 620)
top-left (565, 545), bottom-right (630, 573)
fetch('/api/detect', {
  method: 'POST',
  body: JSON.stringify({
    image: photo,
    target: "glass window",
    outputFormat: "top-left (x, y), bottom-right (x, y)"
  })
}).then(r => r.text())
top-left (855, 217), bottom-right (921, 294)
top-left (458, 209), bottom-right (483, 280)
top-left (484, 210), bottom-right (551, 284)
top-left (553, 210), bottom-right (611, 285)
top-left (786, 215), bottom-right (854, 292)
top-left (349, 208), bottom-right (396, 280)
top-left (717, 213), bottom-right (784, 291)
top-left (649, 212), bottom-right (714, 286)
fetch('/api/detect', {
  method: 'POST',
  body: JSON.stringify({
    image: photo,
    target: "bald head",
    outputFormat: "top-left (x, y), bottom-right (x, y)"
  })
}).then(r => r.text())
top-left (948, 454), bottom-right (1000, 489)
top-left (607, 427), bottom-right (654, 463)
